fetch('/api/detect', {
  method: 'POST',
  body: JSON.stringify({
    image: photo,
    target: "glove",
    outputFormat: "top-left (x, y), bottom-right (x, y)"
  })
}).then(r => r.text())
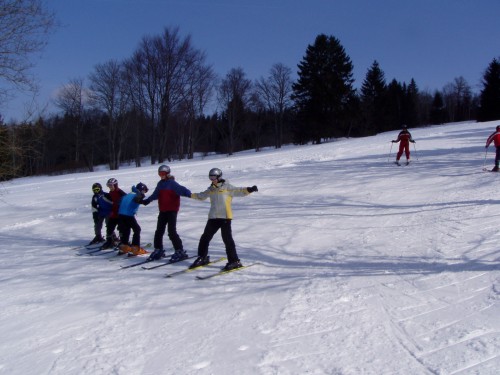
top-left (247, 185), bottom-right (258, 193)
top-left (391, 140), bottom-right (396, 143)
top-left (411, 140), bottom-right (416, 143)
top-left (140, 199), bottom-right (150, 206)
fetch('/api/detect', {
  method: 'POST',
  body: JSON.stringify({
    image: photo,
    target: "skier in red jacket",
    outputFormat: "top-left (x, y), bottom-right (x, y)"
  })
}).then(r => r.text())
top-left (142, 165), bottom-right (192, 262)
top-left (485, 125), bottom-right (500, 172)
top-left (392, 125), bottom-right (416, 166)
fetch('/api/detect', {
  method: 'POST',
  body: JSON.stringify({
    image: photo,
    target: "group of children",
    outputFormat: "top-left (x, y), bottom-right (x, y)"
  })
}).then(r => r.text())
top-left (90, 166), bottom-right (258, 271)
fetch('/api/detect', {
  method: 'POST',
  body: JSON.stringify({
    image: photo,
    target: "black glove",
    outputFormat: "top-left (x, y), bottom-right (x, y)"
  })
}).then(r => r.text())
top-left (391, 140), bottom-right (396, 143)
top-left (247, 185), bottom-right (258, 193)
top-left (411, 140), bottom-right (416, 143)
top-left (141, 199), bottom-right (150, 206)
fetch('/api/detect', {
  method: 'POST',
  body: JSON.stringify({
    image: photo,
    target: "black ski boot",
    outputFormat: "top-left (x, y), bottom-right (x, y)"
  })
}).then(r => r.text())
top-left (100, 239), bottom-right (114, 250)
top-left (147, 248), bottom-right (165, 261)
top-left (222, 260), bottom-right (243, 271)
top-left (169, 249), bottom-right (188, 262)
top-left (189, 256), bottom-right (210, 269)
top-left (88, 235), bottom-right (105, 246)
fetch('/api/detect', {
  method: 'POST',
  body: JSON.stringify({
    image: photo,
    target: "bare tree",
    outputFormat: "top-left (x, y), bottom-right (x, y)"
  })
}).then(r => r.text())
top-left (0, 0), bottom-right (56, 104)
top-left (180, 62), bottom-right (216, 159)
top-left (89, 60), bottom-right (130, 170)
top-left (54, 78), bottom-right (86, 163)
top-left (218, 67), bottom-right (252, 155)
top-left (442, 76), bottom-right (473, 122)
top-left (254, 63), bottom-right (293, 148)
top-left (128, 26), bottom-right (207, 163)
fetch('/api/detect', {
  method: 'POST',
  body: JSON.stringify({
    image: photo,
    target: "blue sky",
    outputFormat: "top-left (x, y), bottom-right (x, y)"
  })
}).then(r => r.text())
top-left (2, 0), bottom-right (500, 122)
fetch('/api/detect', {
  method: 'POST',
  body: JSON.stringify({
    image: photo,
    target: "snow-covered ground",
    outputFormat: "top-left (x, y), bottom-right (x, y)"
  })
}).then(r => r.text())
top-left (0, 121), bottom-right (499, 375)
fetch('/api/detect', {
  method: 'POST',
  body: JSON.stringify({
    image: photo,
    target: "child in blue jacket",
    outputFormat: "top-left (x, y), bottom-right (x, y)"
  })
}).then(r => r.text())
top-left (117, 182), bottom-right (149, 256)
top-left (88, 183), bottom-right (113, 246)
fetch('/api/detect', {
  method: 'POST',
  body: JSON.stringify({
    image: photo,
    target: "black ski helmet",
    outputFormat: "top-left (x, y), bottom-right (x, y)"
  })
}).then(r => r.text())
top-left (92, 183), bottom-right (102, 192)
top-left (136, 182), bottom-right (148, 193)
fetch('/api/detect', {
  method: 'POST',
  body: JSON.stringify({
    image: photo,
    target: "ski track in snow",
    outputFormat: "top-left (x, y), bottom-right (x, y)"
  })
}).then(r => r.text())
top-left (0, 121), bottom-right (499, 374)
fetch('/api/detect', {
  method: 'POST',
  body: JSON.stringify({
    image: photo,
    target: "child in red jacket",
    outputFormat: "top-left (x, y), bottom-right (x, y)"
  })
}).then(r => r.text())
top-left (142, 165), bottom-right (192, 262)
top-left (100, 178), bottom-right (126, 249)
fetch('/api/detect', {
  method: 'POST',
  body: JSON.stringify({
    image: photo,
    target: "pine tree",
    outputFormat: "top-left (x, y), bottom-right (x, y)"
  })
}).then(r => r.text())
top-left (292, 34), bottom-right (356, 143)
top-left (429, 91), bottom-right (446, 124)
top-left (360, 60), bottom-right (387, 135)
top-left (478, 58), bottom-right (500, 122)
top-left (385, 79), bottom-right (405, 130)
top-left (404, 79), bottom-right (419, 127)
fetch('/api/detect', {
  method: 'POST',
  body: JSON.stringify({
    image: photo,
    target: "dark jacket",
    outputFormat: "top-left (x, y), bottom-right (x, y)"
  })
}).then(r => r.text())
top-left (92, 191), bottom-right (113, 218)
top-left (145, 176), bottom-right (191, 212)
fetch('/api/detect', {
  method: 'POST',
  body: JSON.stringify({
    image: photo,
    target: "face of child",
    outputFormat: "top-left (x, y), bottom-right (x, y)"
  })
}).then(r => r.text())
top-left (159, 171), bottom-right (168, 180)
top-left (93, 187), bottom-right (101, 194)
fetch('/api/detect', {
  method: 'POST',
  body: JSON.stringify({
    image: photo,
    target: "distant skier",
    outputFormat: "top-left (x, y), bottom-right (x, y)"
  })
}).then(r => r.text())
top-left (392, 125), bottom-right (416, 166)
top-left (189, 168), bottom-right (258, 271)
top-left (485, 125), bottom-right (500, 172)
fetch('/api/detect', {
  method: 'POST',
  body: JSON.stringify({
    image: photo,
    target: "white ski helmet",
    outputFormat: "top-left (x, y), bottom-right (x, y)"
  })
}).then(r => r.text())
top-left (208, 168), bottom-right (222, 180)
top-left (106, 178), bottom-right (118, 187)
top-left (158, 165), bottom-right (170, 174)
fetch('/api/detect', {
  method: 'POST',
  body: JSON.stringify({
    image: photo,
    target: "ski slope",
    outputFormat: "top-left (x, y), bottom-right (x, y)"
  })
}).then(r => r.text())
top-left (0, 121), bottom-right (499, 374)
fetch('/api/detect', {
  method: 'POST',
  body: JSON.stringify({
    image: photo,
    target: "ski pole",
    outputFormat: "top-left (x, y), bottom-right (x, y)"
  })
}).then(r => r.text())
top-left (388, 142), bottom-right (393, 162)
top-left (483, 148), bottom-right (488, 170)
top-left (412, 142), bottom-right (419, 161)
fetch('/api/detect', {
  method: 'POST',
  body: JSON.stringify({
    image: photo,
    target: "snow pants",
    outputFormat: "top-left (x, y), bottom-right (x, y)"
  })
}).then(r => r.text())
top-left (93, 212), bottom-right (105, 238)
top-left (396, 143), bottom-right (410, 160)
top-left (197, 219), bottom-right (238, 263)
top-left (119, 214), bottom-right (141, 246)
top-left (105, 216), bottom-right (120, 241)
top-left (154, 211), bottom-right (183, 251)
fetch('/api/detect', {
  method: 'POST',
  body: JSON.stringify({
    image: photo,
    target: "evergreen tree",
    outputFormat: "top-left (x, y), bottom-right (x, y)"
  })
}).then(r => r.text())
top-left (429, 91), bottom-right (446, 124)
top-left (385, 79), bottom-right (405, 130)
top-left (478, 58), bottom-right (500, 121)
top-left (360, 60), bottom-right (387, 135)
top-left (292, 34), bottom-right (356, 143)
top-left (404, 79), bottom-right (419, 127)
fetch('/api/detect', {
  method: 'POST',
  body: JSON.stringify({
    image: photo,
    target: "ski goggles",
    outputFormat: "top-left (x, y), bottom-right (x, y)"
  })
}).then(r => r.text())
top-left (92, 188), bottom-right (101, 193)
top-left (209, 175), bottom-right (218, 181)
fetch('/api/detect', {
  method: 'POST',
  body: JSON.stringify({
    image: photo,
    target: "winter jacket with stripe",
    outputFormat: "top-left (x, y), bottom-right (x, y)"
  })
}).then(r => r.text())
top-left (191, 179), bottom-right (250, 220)
top-left (145, 176), bottom-right (191, 212)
